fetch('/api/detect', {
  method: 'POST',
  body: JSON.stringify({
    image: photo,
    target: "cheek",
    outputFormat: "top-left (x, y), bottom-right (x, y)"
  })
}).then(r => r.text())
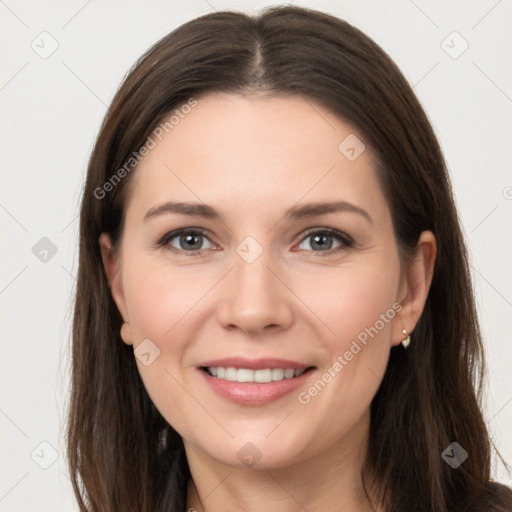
top-left (119, 256), bottom-right (209, 436)
top-left (119, 253), bottom-right (227, 436)
top-left (122, 252), bottom-right (217, 342)
top-left (301, 258), bottom-right (401, 349)
top-left (292, 258), bottom-right (400, 415)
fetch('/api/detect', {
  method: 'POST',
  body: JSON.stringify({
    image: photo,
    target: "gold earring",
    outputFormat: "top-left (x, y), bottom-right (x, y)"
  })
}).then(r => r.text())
top-left (401, 329), bottom-right (411, 349)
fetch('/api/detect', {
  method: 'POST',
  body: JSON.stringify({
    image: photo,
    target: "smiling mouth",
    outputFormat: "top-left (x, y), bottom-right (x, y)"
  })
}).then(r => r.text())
top-left (200, 366), bottom-right (316, 383)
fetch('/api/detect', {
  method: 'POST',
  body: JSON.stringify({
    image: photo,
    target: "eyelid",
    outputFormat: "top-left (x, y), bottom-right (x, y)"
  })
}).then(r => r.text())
top-left (157, 226), bottom-right (355, 255)
top-left (298, 226), bottom-right (353, 243)
top-left (295, 227), bottom-right (355, 252)
top-left (157, 227), bottom-right (216, 255)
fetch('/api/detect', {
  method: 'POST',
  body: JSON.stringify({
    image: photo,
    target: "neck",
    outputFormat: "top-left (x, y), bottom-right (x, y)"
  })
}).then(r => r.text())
top-left (185, 410), bottom-right (379, 512)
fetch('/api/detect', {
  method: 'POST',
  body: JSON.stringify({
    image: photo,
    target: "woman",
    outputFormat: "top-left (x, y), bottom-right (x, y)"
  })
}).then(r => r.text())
top-left (67, 5), bottom-right (512, 511)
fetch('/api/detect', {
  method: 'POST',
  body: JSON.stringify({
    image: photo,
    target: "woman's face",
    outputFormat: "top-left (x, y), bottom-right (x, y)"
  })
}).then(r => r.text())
top-left (101, 92), bottom-right (426, 469)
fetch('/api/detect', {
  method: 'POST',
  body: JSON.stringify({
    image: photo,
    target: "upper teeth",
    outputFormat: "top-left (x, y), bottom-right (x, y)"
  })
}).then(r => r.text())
top-left (207, 367), bottom-right (306, 383)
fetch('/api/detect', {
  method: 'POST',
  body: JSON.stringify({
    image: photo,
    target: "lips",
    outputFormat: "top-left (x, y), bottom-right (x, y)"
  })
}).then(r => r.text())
top-left (198, 357), bottom-right (316, 406)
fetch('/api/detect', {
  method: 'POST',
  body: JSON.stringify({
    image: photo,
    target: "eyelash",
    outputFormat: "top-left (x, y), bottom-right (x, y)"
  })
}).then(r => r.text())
top-left (156, 227), bottom-right (355, 257)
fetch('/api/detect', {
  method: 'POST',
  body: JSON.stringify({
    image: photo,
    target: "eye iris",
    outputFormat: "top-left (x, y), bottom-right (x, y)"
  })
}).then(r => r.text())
top-left (311, 234), bottom-right (333, 251)
top-left (171, 231), bottom-right (342, 252)
top-left (181, 233), bottom-right (202, 250)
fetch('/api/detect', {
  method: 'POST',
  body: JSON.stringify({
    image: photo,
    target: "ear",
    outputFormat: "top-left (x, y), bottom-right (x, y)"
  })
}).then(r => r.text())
top-left (99, 233), bottom-right (133, 345)
top-left (392, 230), bottom-right (437, 346)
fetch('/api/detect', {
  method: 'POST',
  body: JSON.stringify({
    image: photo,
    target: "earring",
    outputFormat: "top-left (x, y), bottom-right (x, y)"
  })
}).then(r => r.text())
top-left (401, 329), bottom-right (411, 349)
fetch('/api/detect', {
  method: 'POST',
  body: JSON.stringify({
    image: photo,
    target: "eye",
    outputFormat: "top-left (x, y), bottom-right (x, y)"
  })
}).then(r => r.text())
top-left (158, 229), bottom-right (215, 254)
top-left (157, 227), bottom-right (354, 256)
top-left (296, 228), bottom-right (354, 254)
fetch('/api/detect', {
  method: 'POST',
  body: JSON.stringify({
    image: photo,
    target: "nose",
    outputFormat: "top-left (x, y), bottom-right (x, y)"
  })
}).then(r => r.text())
top-left (216, 249), bottom-right (294, 335)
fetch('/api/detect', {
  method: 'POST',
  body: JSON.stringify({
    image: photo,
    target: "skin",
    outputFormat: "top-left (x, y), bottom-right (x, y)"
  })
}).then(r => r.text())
top-left (100, 92), bottom-right (436, 512)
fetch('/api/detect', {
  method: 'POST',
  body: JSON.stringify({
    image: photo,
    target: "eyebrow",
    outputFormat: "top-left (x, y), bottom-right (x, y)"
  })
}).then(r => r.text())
top-left (143, 200), bottom-right (373, 224)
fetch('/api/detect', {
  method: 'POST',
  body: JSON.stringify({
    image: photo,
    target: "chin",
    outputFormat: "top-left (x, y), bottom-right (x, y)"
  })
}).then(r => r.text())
top-left (193, 430), bottom-right (314, 470)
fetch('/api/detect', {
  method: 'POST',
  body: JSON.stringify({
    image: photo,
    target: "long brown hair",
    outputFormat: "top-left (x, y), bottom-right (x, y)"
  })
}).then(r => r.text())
top-left (67, 6), bottom-right (510, 511)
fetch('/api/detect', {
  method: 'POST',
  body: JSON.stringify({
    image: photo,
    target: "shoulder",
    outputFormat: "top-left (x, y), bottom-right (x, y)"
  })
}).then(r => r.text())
top-left (468, 481), bottom-right (512, 512)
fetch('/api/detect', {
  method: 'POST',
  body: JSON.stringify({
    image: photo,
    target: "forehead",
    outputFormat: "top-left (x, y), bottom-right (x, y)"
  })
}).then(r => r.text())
top-left (125, 92), bottom-right (387, 223)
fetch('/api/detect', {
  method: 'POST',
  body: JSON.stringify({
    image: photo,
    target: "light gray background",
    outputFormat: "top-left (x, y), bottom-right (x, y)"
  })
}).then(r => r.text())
top-left (1, 0), bottom-right (511, 510)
